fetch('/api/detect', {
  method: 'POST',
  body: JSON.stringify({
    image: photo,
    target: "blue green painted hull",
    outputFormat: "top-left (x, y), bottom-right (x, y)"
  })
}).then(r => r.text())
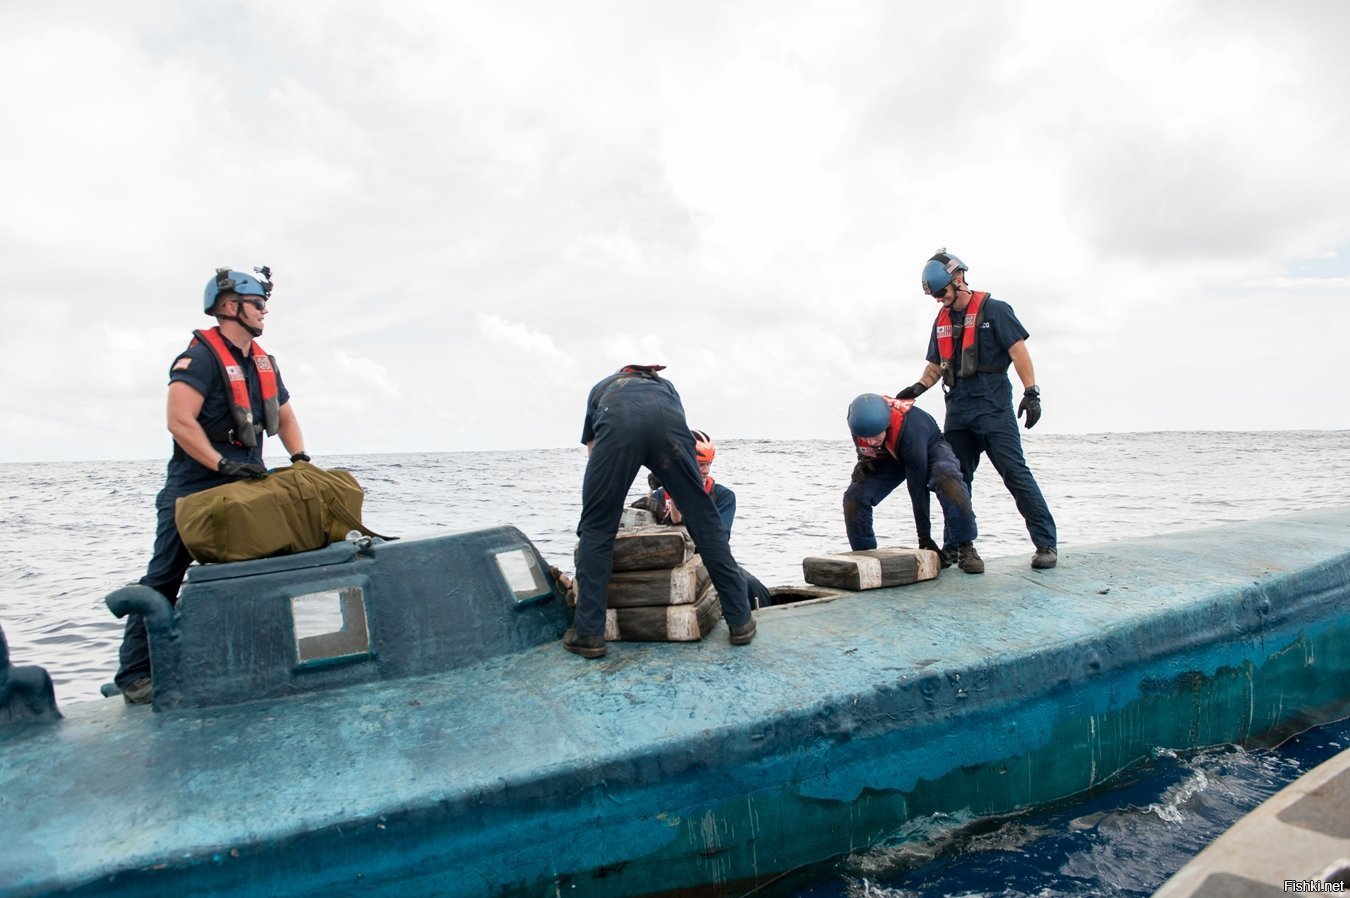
top-left (2, 509), bottom-right (1348, 897)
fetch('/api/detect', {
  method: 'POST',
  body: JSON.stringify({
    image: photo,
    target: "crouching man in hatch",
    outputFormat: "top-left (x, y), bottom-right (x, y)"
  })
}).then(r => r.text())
top-left (843, 393), bottom-right (983, 574)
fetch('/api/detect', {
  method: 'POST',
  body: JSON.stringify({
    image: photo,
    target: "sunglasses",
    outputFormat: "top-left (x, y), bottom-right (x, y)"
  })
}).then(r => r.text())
top-left (236, 297), bottom-right (267, 310)
top-left (931, 284), bottom-right (951, 300)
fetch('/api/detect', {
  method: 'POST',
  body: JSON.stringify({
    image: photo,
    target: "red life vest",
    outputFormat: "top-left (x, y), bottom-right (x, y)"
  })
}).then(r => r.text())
top-left (935, 291), bottom-right (989, 384)
top-left (657, 476), bottom-right (715, 523)
top-left (854, 398), bottom-right (912, 460)
top-left (190, 327), bottom-right (279, 449)
top-left (660, 476), bottom-right (714, 512)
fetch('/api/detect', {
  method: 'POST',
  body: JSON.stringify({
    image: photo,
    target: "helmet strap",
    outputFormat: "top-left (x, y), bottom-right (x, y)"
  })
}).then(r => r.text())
top-left (219, 298), bottom-right (262, 339)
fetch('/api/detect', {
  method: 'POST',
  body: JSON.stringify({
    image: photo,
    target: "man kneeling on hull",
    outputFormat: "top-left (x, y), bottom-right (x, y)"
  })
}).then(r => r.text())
top-left (843, 393), bottom-right (983, 574)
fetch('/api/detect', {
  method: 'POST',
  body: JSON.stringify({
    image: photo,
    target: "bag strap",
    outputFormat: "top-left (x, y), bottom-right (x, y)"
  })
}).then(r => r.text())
top-left (314, 478), bottom-right (396, 542)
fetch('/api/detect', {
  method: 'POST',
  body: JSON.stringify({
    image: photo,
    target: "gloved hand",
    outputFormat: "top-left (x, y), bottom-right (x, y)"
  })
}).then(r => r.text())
top-left (851, 458), bottom-right (875, 484)
top-left (895, 382), bottom-right (928, 401)
top-left (1018, 387), bottom-right (1042, 429)
top-left (918, 536), bottom-right (950, 568)
top-left (217, 458), bottom-right (268, 479)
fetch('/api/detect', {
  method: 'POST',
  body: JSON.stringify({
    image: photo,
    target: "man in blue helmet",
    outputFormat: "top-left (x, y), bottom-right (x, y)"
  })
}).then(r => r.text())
top-left (844, 393), bottom-right (983, 574)
top-left (113, 267), bottom-right (310, 703)
top-left (896, 249), bottom-right (1057, 569)
top-left (568, 365), bottom-right (757, 658)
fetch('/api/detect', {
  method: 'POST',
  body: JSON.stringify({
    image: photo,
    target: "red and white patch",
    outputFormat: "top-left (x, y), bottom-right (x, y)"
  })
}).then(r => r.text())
top-left (255, 356), bottom-right (274, 372)
top-left (173, 357), bottom-right (192, 371)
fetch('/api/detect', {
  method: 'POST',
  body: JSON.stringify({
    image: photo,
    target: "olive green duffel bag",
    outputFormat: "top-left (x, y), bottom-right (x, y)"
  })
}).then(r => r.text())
top-left (175, 460), bottom-right (391, 564)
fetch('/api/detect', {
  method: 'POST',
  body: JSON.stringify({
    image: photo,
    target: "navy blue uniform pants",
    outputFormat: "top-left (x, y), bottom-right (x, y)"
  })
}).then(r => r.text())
top-left (943, 406), bottom-right (1056, 551)
top-left (115, 487), bottom-right (194, 689)
top-left (844, 438), bottom-right (977, 550)
top-left (575, 386), bottom-right (751, 636)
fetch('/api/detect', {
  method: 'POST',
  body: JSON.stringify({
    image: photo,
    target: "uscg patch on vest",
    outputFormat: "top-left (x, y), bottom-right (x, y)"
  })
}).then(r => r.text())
top-left (256, 356), bottom-right (274, 372)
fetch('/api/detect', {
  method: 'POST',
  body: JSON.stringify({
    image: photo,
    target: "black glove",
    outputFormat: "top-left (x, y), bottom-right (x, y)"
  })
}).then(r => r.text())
top-left (289, 452), bottom-right (311, 463)
top-left (851, 458), bottom-right (875, 484)
top-left (1018, 387), bottom-right (1042, 430)
top-left (918, 536), bottom-right (951, 568)
top-left (217, 458), bottom-right (268, 479)
top-left (895, 382), bottom-right (928, 401)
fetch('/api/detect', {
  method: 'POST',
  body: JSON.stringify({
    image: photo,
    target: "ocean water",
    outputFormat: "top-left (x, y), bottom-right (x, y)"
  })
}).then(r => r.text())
top-left (2, 430), bottom-right (1349, 896)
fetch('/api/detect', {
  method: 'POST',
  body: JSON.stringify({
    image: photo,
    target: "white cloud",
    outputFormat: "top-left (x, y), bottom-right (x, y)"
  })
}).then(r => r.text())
top-left (3, 0), bottom-right (1350, 462)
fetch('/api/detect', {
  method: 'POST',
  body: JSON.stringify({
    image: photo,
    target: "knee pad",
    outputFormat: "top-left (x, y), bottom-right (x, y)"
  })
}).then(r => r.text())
top-left (937, 475), bottom-right (971, 512)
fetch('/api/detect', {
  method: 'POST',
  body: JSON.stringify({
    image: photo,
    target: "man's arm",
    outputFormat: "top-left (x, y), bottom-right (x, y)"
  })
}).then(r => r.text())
top-left (897, 438), bottom-right (933, 543)
top-left (896, 362), bottom-right (943, 400)
top-left (166, 381), bottom-right (219, 470)
top-left (276, 402), bottom-right (305, 458)
top-left (1007, 340), bottom-right (1036, 391)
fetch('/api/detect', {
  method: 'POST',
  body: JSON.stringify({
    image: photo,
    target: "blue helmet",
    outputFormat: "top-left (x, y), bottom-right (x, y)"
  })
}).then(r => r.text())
top-left (847, 393), bottom-right (892, 439)
top-left (203, 267), bottom-right (272, 314)
top-left (921, 248), bottom-right (967, 296)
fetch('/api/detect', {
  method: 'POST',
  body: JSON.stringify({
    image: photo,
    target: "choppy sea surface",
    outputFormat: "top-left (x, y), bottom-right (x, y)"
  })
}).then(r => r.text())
top-left (3, 430), bottom-right (1349, 896)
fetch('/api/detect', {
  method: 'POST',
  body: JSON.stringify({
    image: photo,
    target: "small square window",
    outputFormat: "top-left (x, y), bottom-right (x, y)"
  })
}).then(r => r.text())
top-left (494, 548), bottom-right (551, 604)
top-left (292, 586), bottom-right (371, 666)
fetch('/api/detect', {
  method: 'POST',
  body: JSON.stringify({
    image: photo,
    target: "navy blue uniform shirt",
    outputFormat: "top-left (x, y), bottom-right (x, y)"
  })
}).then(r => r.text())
top-left (924, 295), bottom-right (1029, 372)
top-left (925, 295), bottom-right (1029, 423)
top-left (164, 336), bottom-right (290, 494)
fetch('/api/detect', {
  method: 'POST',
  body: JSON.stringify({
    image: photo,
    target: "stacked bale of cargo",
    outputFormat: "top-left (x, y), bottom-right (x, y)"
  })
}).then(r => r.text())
top-left (570, 508), bottom-right (723, 642)
top-left (801, 546), bottom-right (941, 591)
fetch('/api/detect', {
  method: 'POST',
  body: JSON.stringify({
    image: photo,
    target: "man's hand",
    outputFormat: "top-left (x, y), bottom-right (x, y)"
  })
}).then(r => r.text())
top-left (918, 536), bottom-right (950, 568)
top-left (217, 459), bottom-right (268, 479)
top-left (851, 458), bottom-right (875, 484)
top-left (895, 382), bottom-right (927, 401)
top-left (662, 494), bottom-right (683, 525)
top-left (1018, 387), bottom-right (1042, 429)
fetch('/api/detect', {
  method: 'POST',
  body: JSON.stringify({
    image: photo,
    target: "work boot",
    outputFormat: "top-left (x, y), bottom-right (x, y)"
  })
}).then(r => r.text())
top-left (957, 542), bottom-right (984, 575)
top-left (728, 616), bottom-right (756, 645)
top-left (563, 628), bottom-right (607, 659)
top-left (1032, 546), bottom-right (1058, 569)
top-left (121, 677), bottom-right (153, 705)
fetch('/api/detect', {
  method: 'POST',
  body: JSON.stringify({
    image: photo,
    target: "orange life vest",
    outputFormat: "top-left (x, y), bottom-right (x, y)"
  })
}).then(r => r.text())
top-left (190, 327), bottom-right (279, 449)
top-left (935, 291), bottom-right (990, 386)
top-left (854, 398), bottom-right (912, 460)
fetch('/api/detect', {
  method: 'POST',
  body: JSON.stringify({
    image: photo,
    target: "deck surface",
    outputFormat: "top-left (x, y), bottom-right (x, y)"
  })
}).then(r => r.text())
top-left (3, 507), bottom-right (1350, 897)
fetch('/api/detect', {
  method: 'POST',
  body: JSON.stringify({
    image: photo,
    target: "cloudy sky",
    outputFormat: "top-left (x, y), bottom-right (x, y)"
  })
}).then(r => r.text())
top-left (3, 0), bottom-right (1347, 463)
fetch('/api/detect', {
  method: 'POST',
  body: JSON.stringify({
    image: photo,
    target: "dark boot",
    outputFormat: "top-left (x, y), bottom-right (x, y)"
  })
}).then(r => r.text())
top-left (1032, 546), bottom-right (1058, 569)
top-left (563, 628), bottom-right (606, 658)
top-left (729, 617), bottom-right (756, 645)
top-left (958, 542), bottom-right (985, 575)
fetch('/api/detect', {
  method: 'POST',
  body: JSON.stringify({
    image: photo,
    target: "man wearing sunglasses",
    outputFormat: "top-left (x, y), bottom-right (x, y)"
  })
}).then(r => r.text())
top-left (894, 249), bottom-right (1057, 571)
top-left (113, 267), bottom-right (309, 704)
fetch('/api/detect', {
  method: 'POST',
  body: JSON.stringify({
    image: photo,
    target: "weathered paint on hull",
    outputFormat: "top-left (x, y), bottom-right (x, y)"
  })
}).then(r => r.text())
top-left (3, 508), bottom-right (1349, 897)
